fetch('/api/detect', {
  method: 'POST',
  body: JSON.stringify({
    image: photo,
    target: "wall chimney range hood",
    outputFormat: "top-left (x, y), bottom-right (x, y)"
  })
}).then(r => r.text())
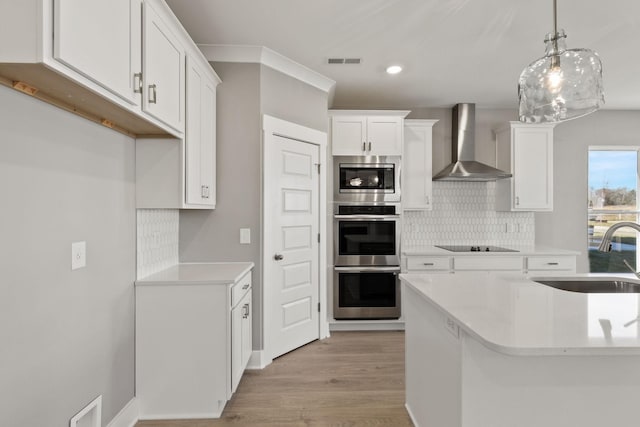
top-left (432, 103), bottom-right (512, 181)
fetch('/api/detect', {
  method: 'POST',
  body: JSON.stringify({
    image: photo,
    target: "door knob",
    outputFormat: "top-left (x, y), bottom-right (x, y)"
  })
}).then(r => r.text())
top-left (274, 254), bottom-right (284, 261)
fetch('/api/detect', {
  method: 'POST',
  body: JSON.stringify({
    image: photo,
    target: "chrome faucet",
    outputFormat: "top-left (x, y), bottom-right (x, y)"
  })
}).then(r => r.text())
top-left (597, 221), bottom-right (640, 278)
top-left (598, 221), bottom-right (640, 252)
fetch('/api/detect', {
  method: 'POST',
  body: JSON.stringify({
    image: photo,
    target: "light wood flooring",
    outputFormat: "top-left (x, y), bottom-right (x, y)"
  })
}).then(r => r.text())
top-left (136, 330), bottom-right (413, 426)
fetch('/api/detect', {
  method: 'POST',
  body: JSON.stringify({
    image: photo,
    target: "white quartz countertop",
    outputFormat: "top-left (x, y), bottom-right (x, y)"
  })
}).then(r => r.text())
top-left (135, 262), bottom-right (254, 286)
top-left (402, 245), bottom-right (579, 256)
top-left (400, 272), bottom-right (640, 356)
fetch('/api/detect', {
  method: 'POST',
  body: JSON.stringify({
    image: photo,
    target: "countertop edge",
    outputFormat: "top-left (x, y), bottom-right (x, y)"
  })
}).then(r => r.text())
top-left (400, 274), bottom-right (640, 357)
top-left (135, 262), bottom-right (255, 286)
top-left (402, 246), bottom-right (580, 256)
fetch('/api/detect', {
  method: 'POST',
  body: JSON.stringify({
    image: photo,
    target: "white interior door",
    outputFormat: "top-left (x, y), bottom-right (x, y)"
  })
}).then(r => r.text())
top-left (264, 125), bottom-right (321, 360)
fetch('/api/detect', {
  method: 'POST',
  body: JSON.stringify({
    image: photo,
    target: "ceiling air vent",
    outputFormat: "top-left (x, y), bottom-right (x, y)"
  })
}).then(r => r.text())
top-left (327, 58), bottom-right (361, 64)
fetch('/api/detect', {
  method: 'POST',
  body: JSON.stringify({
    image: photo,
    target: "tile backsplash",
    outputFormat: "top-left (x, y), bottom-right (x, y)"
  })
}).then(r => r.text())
top-left (402, 181), bottom-right (534, 248)
top-left (136, 209), bottom-right (179, 279)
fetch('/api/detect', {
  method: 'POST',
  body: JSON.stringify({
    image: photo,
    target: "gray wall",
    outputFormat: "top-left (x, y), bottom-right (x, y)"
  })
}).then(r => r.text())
top-left (535, 110), bottom-right (640, 273)
top-left (260, 65), bottom-right (329, 132)
top-left (179, 61), bottom-right (262, 346)
top-left (0, 86), bottom-right (135, 426)
top-left (179, 62), bottom-right (328, 350)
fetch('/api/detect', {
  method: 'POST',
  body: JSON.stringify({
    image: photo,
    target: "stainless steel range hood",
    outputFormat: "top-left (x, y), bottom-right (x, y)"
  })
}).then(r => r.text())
top-left (432, 103), bottom-right (512, 181)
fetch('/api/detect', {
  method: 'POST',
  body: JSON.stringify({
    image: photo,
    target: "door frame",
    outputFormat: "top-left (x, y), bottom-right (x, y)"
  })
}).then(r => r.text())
top-left (261, 114), bottom-right (329, 366)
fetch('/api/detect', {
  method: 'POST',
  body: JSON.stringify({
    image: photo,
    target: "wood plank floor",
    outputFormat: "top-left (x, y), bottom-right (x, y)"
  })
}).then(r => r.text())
top-left (137, 331), bottom-right (414, 426)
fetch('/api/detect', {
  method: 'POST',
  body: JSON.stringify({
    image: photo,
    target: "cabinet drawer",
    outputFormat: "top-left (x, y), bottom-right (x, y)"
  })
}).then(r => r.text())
top-left (527, 256), bottom-right (575, 271)
top-left (407, 256), bottom-right (451, 271)
top-left (231, 272), bottom-right (252, 308)
top-left (454, 256), bottom-right (523, 271)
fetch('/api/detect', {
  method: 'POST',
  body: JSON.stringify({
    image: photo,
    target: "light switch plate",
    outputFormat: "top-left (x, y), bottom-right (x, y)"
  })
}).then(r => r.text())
top-left (240, 228), bottom-right (251, 244)
top-left (71, 241), bottom-right (86, 270)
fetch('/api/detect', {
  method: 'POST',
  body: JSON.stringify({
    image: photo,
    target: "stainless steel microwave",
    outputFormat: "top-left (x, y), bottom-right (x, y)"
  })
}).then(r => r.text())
top-left (333, 156), bottom-right (401, 203)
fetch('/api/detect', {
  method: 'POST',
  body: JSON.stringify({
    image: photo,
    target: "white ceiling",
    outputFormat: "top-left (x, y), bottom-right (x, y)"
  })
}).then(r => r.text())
top-left (166, 0), bottom-right (640, 110)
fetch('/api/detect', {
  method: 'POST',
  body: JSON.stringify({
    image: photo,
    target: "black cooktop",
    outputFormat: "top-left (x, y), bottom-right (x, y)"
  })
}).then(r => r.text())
top-left (435, 245), bottom-right (519, 253)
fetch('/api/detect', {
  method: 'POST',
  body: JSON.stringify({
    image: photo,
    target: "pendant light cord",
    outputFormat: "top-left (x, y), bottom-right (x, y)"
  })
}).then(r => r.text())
top-left (551, 0), bottom-right (560, 67)
top-left (553, 0), bottom-right (558, 37)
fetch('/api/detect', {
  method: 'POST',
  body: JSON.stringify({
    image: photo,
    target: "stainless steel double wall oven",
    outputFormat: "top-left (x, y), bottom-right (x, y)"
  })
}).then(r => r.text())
top-left (333, 156), bottom-right (401, 320)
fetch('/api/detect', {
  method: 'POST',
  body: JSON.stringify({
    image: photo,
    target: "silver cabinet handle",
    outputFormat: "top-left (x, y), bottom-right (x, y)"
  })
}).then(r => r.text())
top-left (133, 72), bottom-right (142, 94)
top-left (368, 141), bottom-right (372, 151)
top-left (242, 303), bottom-right (250, 318)
top-left (242, 283), bottom-right (250, 290)
top-left (362, 142), bottom-right (366, 151)
top-left (423, 262), bottom-right (435, 266)
top-left (515, 196), bottom-right (520, 206)
top-left (148, 84), bottom-right (157, 104)
top-left (274, 253), bottom-right (284, 261)
top-left (547, 262), bottom-right (559, 265)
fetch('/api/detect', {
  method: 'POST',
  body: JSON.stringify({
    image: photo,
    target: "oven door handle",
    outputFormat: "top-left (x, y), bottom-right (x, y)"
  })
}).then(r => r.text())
top-left (333, 214), bottom-right (400, 219)
top-left (334, 266), bottom-right (401, 273)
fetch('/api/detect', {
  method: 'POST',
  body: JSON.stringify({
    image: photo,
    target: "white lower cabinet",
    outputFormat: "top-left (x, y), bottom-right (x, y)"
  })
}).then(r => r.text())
top-left (404, 253), bottom-right (576, 275)
top-left (136, 266), bottom-right (253, 420)
top-left (526, 256), bottom-right (577, 275)
top-left (405, 256), bottom-right (452, 272)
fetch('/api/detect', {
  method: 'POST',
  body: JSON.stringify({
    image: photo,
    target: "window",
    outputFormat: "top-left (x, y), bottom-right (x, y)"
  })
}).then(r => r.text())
top-left (588, 148), bottom-right (640, 273)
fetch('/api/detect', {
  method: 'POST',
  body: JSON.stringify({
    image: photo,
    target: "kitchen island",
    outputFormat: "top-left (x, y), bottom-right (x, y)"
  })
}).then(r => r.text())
top-left (400, 272), bottom-right (640, 427)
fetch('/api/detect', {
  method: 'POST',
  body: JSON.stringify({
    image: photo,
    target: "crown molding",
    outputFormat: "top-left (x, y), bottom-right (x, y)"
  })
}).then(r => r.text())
top-left (197, 44), bottom-right (335, 94)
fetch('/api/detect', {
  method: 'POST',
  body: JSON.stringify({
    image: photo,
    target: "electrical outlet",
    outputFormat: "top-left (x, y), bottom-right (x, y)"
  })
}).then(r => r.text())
top-left (71, 241), bottom-right (86, 270)
top-left (240, 228), bottom-right (251, 244)
top-left (445, 317), bottom-right (460, 338)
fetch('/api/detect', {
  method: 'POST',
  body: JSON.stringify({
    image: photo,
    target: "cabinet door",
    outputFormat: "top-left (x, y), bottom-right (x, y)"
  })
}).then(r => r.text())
top-left (331, 116), bottom-right (367, 155)
top-left (199, 77), bottom-right (217, 207)
top-left (53, 0), bottom-right (142, 105)
top-left (241, 292), bottom-right (252, 370)
top-left (231, 289), bottom-right (252, 393)
top-left (526, 256), bottom-right (576, 274)
top-left (185, 60), bottom-right (203, 205)
top-left (185, 58), bottom-right (216, 207)
top-left (405, 256), bottom-right (451, 272)
top-left (403, 120), bottom-right (437, 210)
top-left (143, 2), bottom-right (185, 132)
top-left (513, 128), bottom-right (553, 210)
top-left (367, 116), bottom-right (403, 155)
top-left (231, 300), bottom-right (243, 393)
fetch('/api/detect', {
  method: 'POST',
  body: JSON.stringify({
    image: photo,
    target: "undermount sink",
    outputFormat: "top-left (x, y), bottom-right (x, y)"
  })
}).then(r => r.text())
top-left (533, 278), bottom-right (640, 293)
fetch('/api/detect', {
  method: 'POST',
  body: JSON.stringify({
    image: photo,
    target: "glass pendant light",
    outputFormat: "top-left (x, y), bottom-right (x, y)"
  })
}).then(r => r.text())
top-left (518, 0), bottom-right (604, 123)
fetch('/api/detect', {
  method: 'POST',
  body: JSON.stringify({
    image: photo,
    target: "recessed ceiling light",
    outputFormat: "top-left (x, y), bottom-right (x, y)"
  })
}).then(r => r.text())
top-left (386, 65), bottom-right (402, 75)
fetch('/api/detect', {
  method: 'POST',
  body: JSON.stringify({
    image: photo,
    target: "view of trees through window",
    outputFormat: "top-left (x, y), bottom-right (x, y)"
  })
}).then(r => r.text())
top-left (588, 149), bottom-right (639, 272)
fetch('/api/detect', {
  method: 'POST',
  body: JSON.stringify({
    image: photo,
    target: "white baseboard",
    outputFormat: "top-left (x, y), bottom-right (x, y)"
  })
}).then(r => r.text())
top-left (106, 397), bottom-right (139, 427)
top-left (405, 403), bottom-right (420, 427)
top-left (247, 350), bottom-right (271, 369)
top-left (329, 320), bottom-right (405, 331)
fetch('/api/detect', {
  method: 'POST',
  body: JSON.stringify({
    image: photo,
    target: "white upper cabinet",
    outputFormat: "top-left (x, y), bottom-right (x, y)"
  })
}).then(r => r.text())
top-left (0, 0), bottom-right (196, 137)
top-left (53, 0), bottom-right (142, 106)
top-left (330, 110), bottom-right (410, 156)
top-left (402, 119), bottom-right (438, 210)
top-left (135, 46), bottom-right (220, 209)
top-left (142, 1), bottom-right (185, 133)
top-left (185, 55), bottom-right (217, 208)
top-left (495, 122), bottom-right (556, 211)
